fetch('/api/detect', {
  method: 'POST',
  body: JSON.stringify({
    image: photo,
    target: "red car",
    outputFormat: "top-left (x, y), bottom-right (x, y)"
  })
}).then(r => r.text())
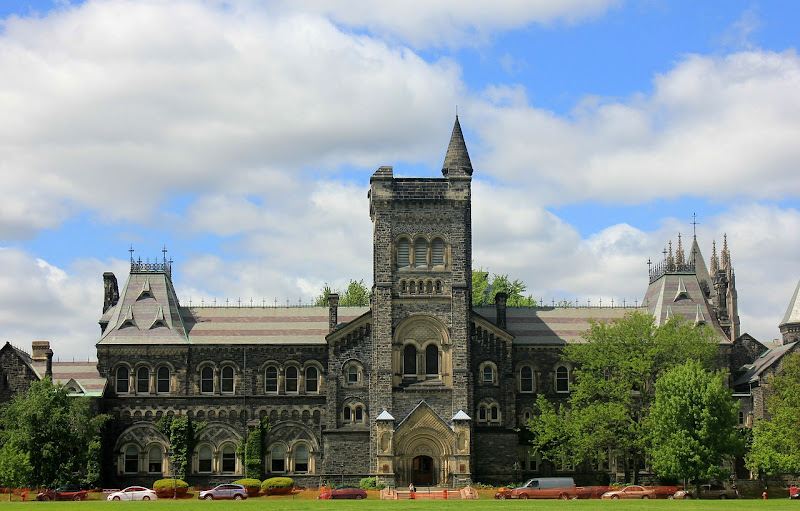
top-left (601, 485), bottom-right (656, 499)
top-left (317, 486), bottom-right (367, 499)
top-left (37, 485), bottom-right (88, 501)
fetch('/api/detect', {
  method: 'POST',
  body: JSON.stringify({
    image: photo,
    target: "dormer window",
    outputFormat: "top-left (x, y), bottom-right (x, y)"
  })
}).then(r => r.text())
top-left (138, 278), bottom-right (153, 299)
top-left (119, 306), bottom-right (137, 329)
top-left (150, 306), bottom-right (168, 329)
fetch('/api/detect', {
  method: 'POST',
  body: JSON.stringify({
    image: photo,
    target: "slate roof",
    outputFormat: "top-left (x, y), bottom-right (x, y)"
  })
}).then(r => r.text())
top-left (733, 341), bottom-right (797, 388)
top-left (473, 306), bottom-right (640, 345)
top-left (31, 360), bottom-right (105, 397)
top-left (780, 280), bottom-right (800, 328)
top-left (441, 116), bottom-right (473, 176)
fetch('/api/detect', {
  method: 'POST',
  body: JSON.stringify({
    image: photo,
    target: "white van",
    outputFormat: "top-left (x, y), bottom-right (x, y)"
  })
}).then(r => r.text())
top-left (510, 477), bottom-right (577, 499)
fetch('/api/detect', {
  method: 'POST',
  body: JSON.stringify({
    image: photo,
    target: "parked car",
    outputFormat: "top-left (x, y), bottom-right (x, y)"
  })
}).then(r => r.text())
top-left (494, 488), bottom-right (515, 499)
top-left (107, 486), bottom-right (158, 501)
top-left (601, 485), bottom-right (656, 499)
top-left (574, 486), bottom-right (614, 499)
top-left (673, 484), bottom-right (739, 499)
top-left (645, 485), bottom-right (683, 499)
top-left (36, 485), bottom-right (88, 501)
top-left (510, 477), bottom-right (577, 499)
top-left (198, 484), bottom-right (248, 500)
top-left (317, 486), bottom-right (367, 499)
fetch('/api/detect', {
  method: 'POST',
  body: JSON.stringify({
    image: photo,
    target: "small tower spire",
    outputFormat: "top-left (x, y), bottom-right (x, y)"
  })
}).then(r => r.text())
top-left (710, 240), bottom-right (718, 275)
top-left (675, 233), bottom-right (685, 266)
top-left (721, 233), bottom-right (730, 270)
top-left (441, 116), bottom-right (473, 177)
top-left (667, 240), bottom-right (675, 271)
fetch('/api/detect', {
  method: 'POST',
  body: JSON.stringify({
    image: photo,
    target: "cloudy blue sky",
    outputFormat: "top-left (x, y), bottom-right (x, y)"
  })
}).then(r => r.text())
top-left (2, 0), bottom-right (799, 360)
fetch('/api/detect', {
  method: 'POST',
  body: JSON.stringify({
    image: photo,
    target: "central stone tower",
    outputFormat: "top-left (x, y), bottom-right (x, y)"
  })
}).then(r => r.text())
top-left (368, 117), bottom-right (474, 487)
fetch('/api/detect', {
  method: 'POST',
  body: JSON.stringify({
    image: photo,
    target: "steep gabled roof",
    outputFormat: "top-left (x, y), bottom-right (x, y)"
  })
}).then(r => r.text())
top-left (441, 116), bottom-right (473, 177)
top-left (780, 280), bottom-right (800, 328)
top-left (733, 341), bottom-right (798, 388)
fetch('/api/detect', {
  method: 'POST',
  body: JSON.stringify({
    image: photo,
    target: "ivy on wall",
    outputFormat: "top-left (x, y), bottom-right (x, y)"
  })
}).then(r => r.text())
top-left (242, 418), bottom-right (271, 479)
top-left (157, 416), bottom-right (205, 479)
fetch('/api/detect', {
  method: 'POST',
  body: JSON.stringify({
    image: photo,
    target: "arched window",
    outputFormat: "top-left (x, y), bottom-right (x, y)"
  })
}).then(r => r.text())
top-left (221, 445), bottom-right (236, 473)
top-left (355, 405), bottom-right (363, 422)
top-left (285, 366), bottom-right (298, 393)
top-left (520, 366), bottom-right (534, 392)
top-left (347, 365), bottom-right (359, 384)
top-left (738, 411), bottom-right (744, 425)
top-left (490, 405), bottom-right (499, 422)
top-left (198, 446), bottom-right (213, 473)
top-left (482, 365), bottom-right (494, 384)
top-left (137, 367), bottom-right (149, 393)
top-left (397, 238), bottom-right (410, 268)
top-left (478, 406), bottom-right (487, 422)
top-left (124, 446), bottom-right (139, 474)
top-left (265, 366), bottom-right (278, 393)
top-left (157, 367), bottom-right (170, 393)
top-left (414, 239), bottom-right (427, 268)
top-left (305, 366), bottom-right (318, 393)
top-left (425, 345), bottom-right (438, 375)
top-left (431, 238), bottom-right (445, 267)
top-left (295, 445), bottom-right (309, 473)
top-left (200, 366), bottom-right (214, 393)
top-left (271, 445), bottom-right (286, 473)
top-left (343, 407), bottom-right (352, 422)
top-left (148, 446), bottom-right (162, 474)
top-left (116, 367), bottom-right (129, 394)
top-left (403, 345), bottom-right (417, 376)
top-left (556, 366), bottom-right (570, 393)
top-left (221, 366), bottom-right (234, 393)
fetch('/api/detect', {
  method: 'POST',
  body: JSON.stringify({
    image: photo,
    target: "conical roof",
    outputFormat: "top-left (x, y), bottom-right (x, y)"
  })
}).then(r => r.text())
top-left (780, 280), bottom-right (800, 328)
top-left (441, 116), bottom-right (473, 177)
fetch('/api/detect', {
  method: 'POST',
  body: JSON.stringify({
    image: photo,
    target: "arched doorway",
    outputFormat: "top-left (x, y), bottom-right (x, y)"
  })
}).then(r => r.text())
top-left (412, 455), bottom-right (435, 486)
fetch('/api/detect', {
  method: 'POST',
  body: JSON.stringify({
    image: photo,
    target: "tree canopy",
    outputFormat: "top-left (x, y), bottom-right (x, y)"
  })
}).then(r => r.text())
top-left (472, 268), bottom-right (537, 307)
top-left (527, 311), bottom-right (719, 482)
top-left (646, 360), bottom-right (740, 493)
top-left (314, 279), bottom-right (370, 306)
top-left (0, 378), bottom-right (108, 488)
top-left (746, 350), bottom-right (800, 476)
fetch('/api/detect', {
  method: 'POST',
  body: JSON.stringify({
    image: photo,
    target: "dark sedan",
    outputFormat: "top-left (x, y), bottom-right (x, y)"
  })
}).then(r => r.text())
top-left (318, 487), bottom-right (367, 499)
top-left (37, 486), bottom-right (88, 501)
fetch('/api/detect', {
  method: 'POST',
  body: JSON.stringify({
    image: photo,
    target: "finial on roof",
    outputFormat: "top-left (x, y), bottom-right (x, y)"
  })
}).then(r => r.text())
top-left (692, 212), bottom-right (698, 240)
top-left (441, 116), bottom-right (473, 177)
top-left (710, 240), bottom-right (718, 274)
top-left (676, 233), bottom-right (685, 266)
top-left (721, 233), bottom-right (730, 270)
top-left (667, 240), bottom-right (675, 271)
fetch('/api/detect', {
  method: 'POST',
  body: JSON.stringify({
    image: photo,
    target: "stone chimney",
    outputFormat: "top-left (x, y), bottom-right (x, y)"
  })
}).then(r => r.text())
top-left (103, 272), bottom-right (120, 313)
top-left (328, 293), bottom-right (340, 333)
top-left (495, 292), bottom-right (508, 329)
top-left (45, 348), bottom-right (53, 379)
top-left (31, 340), bottom-right (51, 361)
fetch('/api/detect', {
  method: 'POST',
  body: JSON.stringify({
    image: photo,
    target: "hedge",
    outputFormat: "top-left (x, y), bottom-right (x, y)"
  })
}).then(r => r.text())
top-left (152, 479), bottom-right (188, 489)
top-left (233, 479), bottom-right (262, 489)
top-left (261, 477), bottom-right (293, 489)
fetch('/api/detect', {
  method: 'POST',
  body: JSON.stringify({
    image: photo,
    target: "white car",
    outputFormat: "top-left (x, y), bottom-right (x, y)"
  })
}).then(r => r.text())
top-left (107, 486), bottom-right (158, 501)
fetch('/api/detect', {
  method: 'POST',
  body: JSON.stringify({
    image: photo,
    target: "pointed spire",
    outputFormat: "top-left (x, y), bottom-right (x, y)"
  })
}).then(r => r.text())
top-left (710, 240), bottom-right (719, 274)
top-left (441, 116), bottom-right (473, 177)
top-left (676, 233), bottom-right (685, 266)
top-left (667, 240), bottom-right (675, 271)
top-left (721, 233), bottom-right (730, 270)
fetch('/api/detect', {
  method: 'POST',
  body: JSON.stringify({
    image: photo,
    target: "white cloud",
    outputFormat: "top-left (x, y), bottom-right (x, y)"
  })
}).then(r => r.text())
top-left (285, 0), bottom-right (624, 48)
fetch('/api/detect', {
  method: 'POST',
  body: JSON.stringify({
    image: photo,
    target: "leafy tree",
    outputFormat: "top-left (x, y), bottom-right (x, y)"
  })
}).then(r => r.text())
top-left (0, 442), bottom-right (32, 498)
top-left (0, 377), bottom-right (108, 488)
top-left (746, 350), bottom-right (800, 476)
top-left (314, 279), bottom-right (370, 306)
top-left (157, 415), bottom-right (205, 480)
top-left (472, 267), bottom-right (537, 307)
top-left (646, 360), bottom-right (740, 496)
top-left (528, 311), bottom-right (718, 483)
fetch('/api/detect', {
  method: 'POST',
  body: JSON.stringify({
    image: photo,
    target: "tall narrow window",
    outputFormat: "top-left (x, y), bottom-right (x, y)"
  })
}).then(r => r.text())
top-left (403, 345), bottom-right (417, 376)
top-left (124, 446), bottom-right (139, 474)
top-left (285, 367), bottom-right (298, 393)
top-left (482, 365), bottom-right (494, 384)
top-left (221, 366), bottom-right (234, 393)
top-left (116, 367), bottom-right (129, 394)
top-left (304, 366), bottom-right (318, 393)
top-left (397, 238), bottom-right (410, 268)
top-left (490, 405), bottom-right (499, 422)
top-left (198, 446), bottom-right (213, 473)
top-left (347, 365), bottom-right (359, 384)
top-left (355, 406), bottom-right (363, 422)
top-left (478, 406), bottom-right (487, 422)
top-left (201, 366), bottom-right (214, 393)
top-left (295, 445), bottom-right (309, 473)
top-left (221, 445), bottom-right (236, 473)
top-left (148, 446), bottom-right (162, 473)
top-left (157, 367), bottom-right (170, 393)
top-left (425, 345), bottom-right (438, 376)
top-left (271, 445), bottom-right (286, 473)
top-left (265, 366), bottom-right (278, 393)
top-left (414, 239), bottom-right (427, 268)
top-left (343, 407), bottom-right (352, 422)
top-left (136, 367), bottom-right (149, 393)
top-left (520, 366), bottom-right (534, 392)
top-left (431, 238), bottom-right (445, 267)
top-left (556, 366), bottom-right (569, 393)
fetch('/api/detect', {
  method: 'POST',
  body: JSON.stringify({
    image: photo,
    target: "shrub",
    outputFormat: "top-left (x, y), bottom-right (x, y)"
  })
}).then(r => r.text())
top-left (233, 478), bottom-right (262, 497)
top-left (152, 478), bottom-right (189, 497)
top-left (261, 477), bottom-right (294, 496)
top-left (359, 477), bottom-right (385, 490)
